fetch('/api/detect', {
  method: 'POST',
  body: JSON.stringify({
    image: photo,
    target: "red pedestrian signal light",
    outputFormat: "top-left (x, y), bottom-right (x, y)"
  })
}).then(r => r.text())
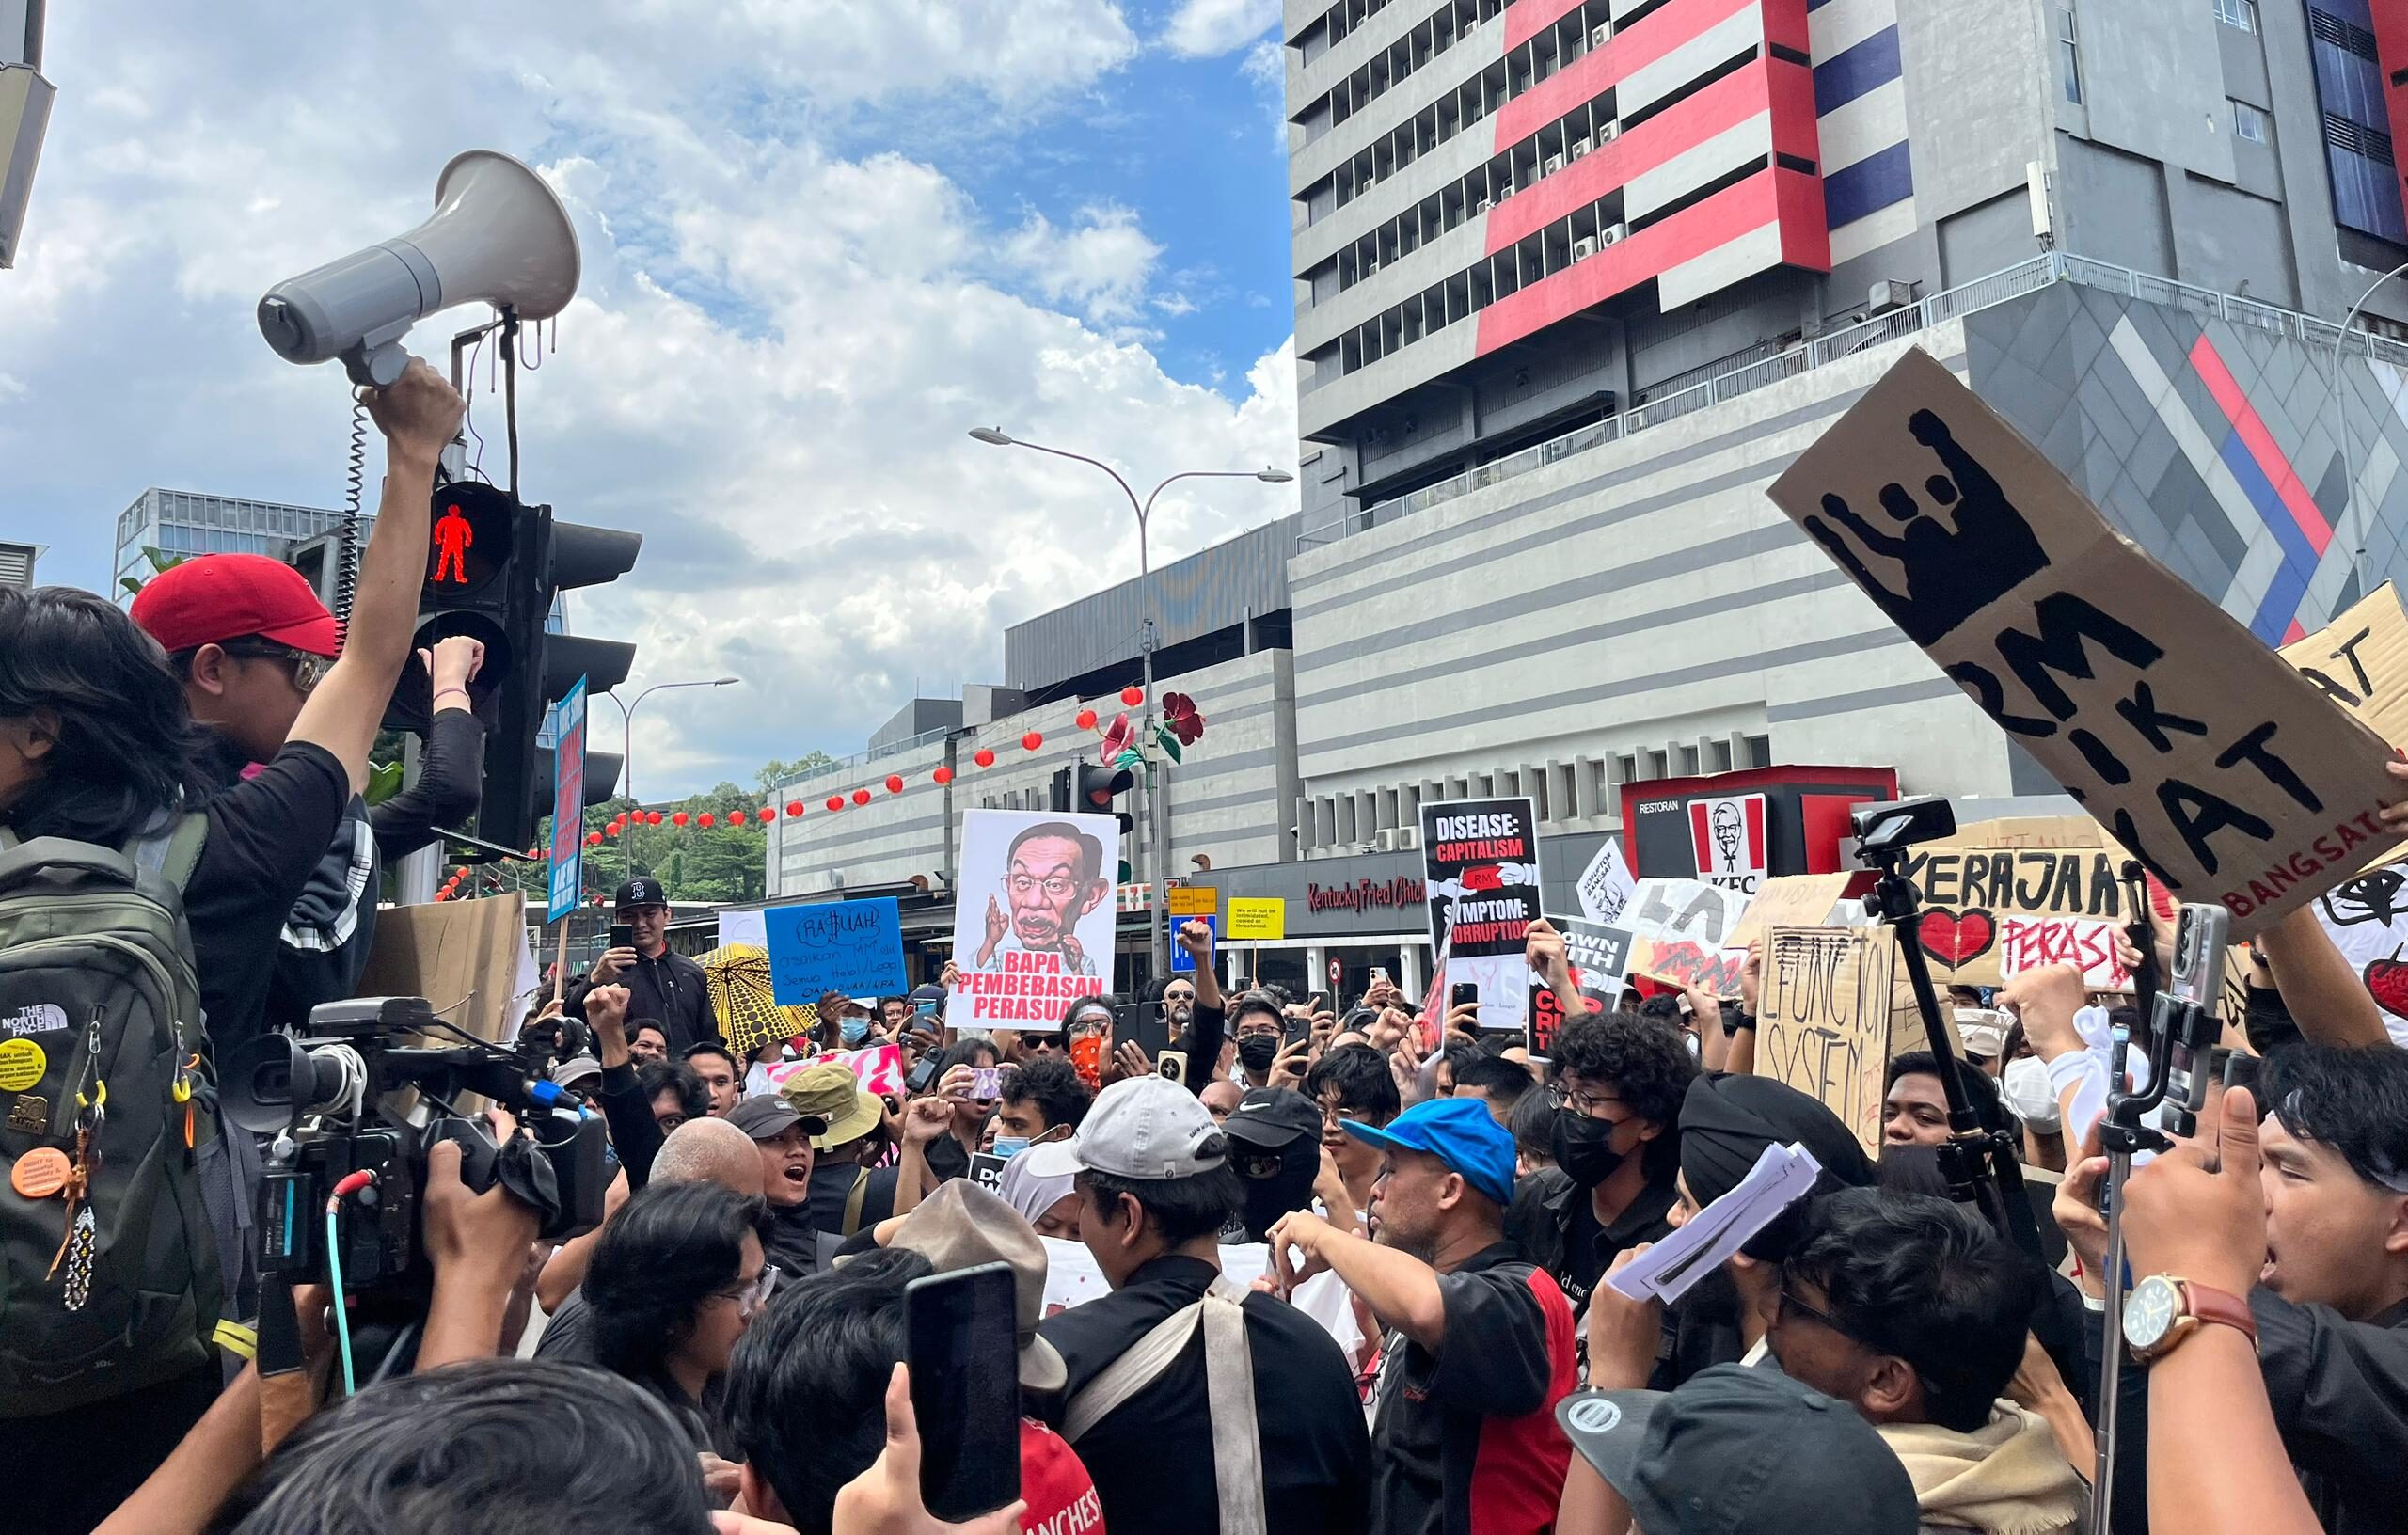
top-left (420, 483), bottom-right (515, 600)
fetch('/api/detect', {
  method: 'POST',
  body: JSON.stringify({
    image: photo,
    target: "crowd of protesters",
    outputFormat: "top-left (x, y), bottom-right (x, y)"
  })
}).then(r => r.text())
top-left (4, 359), bottom-right (2406, 1535)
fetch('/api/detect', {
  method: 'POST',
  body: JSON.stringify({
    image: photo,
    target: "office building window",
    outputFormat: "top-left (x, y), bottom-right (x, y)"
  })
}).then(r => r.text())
top-left (2057, 7), bottom-right (2083, 105)
top-left (2232, 100), bottom-right (2269, 143)
top-left (2211, 0), bottom-right (2254, 32)
top-left (1743, 734), bottom-right (1772, 768)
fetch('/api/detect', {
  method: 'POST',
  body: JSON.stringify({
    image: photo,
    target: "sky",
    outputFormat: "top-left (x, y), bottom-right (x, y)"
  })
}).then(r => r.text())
top-left (0, 0), bottom-right (1301, 798)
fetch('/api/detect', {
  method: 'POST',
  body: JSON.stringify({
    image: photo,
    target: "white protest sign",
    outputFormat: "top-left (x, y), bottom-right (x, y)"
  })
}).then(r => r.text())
top-left (1576, 837), bottom-right (1638, 924)
top-left (946, 810), bottom-right (1121, 1036)
top-left (1766, 346), bottom-right (2406, 937)
top-left (1624, 878), bottom-right (1751, 996)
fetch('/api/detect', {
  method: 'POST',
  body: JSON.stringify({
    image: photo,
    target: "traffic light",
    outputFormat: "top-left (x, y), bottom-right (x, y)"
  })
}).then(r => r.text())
top-left (1078, 761), bottom-right (1135, 884)
top-left (393, 481), bottom-right (642, 857)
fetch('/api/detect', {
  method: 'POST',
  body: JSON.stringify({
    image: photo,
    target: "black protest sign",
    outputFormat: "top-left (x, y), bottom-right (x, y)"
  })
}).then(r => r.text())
top-left (1529, 915), bottom-right (1629, 1056)
top-left (968, 1153), bottom-right (1009, 1196)
top-left (1766, 347), bottom-right (2405, 937)
top-left (1419, 799), bottom-right (1542, 958)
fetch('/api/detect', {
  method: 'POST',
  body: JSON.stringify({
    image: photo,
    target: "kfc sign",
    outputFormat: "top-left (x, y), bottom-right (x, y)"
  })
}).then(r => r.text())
top-left (1688, 794), bottom-right (1768, 894)
top-left (1307, 876), bottom-right (1426, 915)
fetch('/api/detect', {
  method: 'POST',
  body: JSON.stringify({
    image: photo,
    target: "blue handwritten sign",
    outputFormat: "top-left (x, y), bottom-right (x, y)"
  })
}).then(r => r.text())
top-left (763, 897), bottom-right (906, 1005)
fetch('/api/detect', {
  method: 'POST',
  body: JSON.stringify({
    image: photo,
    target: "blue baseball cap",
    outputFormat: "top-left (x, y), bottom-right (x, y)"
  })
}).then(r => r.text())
top-left (1340, 1096), bottom-right (1517, 1206)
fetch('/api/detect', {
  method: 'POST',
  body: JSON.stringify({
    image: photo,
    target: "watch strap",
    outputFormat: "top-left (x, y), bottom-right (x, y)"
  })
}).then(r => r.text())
top-left (2179, 1280), bottom-right (2257, 1344)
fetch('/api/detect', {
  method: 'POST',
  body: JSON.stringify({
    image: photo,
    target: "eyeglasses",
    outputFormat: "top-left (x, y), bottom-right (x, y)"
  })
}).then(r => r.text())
top-left (1008, 874), bottom-right (1081, 900)
top-left (1545, 1084), bottom-right (1631, 1121)
top-left (1775, 1285), bottom-right (1846, 1334)
top-left (717, 1267), bottom-right (778, 1319)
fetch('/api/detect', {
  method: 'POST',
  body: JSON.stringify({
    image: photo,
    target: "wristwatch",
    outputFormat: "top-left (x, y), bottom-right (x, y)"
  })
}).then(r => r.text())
top-left (2123, 1274), bottom-right (2256, 1363)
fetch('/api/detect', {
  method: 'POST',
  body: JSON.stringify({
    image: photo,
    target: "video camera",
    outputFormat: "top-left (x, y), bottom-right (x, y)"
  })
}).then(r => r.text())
top-left (221, 996), bottom-right (607, 1305)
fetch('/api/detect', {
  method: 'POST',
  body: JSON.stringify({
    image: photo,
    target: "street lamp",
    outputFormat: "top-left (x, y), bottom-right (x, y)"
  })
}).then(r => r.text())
top-left (970, 427), bottom-right (1293, 978)
top-left (594, 678), bottom-right (740, 873)
top-left (2328, 260), bottom-right (2408, 593)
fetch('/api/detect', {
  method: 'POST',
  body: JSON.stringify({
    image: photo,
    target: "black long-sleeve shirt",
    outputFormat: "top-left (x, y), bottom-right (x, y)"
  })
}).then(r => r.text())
top-left (372, 707), bottom-right (484, 861)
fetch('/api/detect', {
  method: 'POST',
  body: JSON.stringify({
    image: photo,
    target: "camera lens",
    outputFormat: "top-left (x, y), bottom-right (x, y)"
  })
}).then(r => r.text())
top-left (220, 1035), bottom-right (357, 1134)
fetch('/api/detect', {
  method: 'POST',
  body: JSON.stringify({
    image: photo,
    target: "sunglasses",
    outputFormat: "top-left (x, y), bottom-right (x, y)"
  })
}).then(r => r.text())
top-left (224, 641), bottom-right (329, 694)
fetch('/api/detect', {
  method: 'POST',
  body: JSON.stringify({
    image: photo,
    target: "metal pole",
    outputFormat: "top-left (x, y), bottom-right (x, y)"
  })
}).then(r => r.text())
top-left (1138, 499), bottom-right (1170, 982)
top-left (2327, 261), bottom-right (2408, 595)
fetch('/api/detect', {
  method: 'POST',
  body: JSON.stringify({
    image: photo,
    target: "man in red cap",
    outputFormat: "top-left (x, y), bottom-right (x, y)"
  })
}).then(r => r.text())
top-left (127, 357), bottom-right (467, 1052)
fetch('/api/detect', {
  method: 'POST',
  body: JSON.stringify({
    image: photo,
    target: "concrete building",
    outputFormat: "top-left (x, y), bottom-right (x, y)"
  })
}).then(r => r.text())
top-left (0, 539), bottom-right (36, 591)
top-left (765, 0), bottom-right (2408, 997)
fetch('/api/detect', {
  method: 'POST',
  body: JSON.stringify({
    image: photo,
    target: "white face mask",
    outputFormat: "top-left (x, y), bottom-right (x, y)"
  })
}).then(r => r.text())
top-left (2002, 1055), bottom-right (2060, 1133)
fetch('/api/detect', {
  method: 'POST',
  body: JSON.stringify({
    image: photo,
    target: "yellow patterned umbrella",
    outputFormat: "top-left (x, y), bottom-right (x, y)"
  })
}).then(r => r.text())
top-left (701, 943), bottom-right (816, 1056)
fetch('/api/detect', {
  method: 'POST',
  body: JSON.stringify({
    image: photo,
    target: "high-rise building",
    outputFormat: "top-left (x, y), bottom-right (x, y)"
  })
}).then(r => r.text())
top-left (112, 487), bottom-right (370, 603)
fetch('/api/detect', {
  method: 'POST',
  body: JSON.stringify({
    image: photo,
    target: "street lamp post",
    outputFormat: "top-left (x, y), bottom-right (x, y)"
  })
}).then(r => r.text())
top-left (970, 427), bottom-right (1292, 980)
top-left (595, 677), bottom-right (740, 878)
top-left (2328, 260), bottom-right (2408, 594)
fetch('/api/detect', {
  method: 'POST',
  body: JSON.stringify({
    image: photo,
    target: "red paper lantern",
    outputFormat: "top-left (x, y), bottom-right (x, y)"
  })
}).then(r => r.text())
top-left (884, 774), bottom-right (904, 794)
top-left (826, 796), bottom-right (845, 813)
top-left (672, 811), bottom-right (689, 827)
top-left (1021, 731), bottom-right (1042, 751)
top-left (527, 847), bottom-right (540, 858)
top-left (932, 767), bottom-right (954, 785)
top-left (728, 810), bottom-right (748, 826)
top-left (786, 800), bottom-right (805, 817)
top-left (757, 805), bottom-right (776, 822)
top-left (973, 748), bottom-right (995, 768)
top-left (851, 788), bottom-right (872, 806)
top-left (698, 813), bottom-right (716, 828)
top-left (586, 832), bottom-right (602, 847)
top-left (1075, 708), bottom-right (1099, 730)
top-left (648, 811), bottom-right (663, 826)
top-left (434, 888), bottom-right (449, 901)
top-left (1119, 686), bottom-right (1144, 707)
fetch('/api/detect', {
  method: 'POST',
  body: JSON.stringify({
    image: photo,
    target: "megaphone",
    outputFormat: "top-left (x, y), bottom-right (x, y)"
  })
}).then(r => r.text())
top-left (258, 150), bottom-right (579, 388)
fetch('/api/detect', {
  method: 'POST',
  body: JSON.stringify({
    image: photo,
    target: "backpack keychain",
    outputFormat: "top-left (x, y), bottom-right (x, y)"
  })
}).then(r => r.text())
top-left (47, 1073), bottom-right (104, 1310)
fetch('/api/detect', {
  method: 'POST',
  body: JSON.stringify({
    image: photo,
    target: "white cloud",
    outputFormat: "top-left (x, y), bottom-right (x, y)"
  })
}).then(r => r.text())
top-left (1003, 204), bottom-right (1164, 324)
top-left (1164, 0), bottom-right (1284, 57)
top-left (1, 0), bottom-right (1299, 798)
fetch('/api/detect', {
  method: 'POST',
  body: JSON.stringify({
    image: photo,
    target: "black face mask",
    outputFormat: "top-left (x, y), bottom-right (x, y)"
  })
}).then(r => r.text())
top-left (1236, 1034), bottom-right (1281, 1073)
top-left (1238, 1143), bottom-right (1323, 1242)
top-left (1550, 1109), bottom-right (1627, 1189)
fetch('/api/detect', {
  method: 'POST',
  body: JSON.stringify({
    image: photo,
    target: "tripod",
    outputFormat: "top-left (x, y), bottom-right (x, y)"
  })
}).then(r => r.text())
top-left (1861, 846), bottom-right (2046, 1264)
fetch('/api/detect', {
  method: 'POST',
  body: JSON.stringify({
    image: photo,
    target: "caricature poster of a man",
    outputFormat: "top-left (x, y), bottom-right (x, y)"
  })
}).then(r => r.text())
top-left (948, 809), bottom-right (1122, 1034)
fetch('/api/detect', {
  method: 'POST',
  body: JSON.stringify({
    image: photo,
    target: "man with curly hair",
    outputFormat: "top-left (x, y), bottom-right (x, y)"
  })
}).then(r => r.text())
top-left (1504, 1013), bottom-right (1695, 1309)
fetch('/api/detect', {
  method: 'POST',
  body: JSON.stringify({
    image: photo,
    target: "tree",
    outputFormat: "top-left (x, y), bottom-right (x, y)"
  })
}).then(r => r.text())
top-left (756, 752), bottom-right (836, 799)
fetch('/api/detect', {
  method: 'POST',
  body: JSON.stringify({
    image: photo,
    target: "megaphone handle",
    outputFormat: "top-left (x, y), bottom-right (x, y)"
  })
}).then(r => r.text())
top-left (342, 335), bottom-right (413, 390)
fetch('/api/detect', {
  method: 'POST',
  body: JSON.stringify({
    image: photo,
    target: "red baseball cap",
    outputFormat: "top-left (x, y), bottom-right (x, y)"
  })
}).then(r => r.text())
top-left (131, 554), bottom-right (342, 658)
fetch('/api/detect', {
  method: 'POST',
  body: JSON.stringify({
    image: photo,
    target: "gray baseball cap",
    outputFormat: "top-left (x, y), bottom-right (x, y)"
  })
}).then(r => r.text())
top-left (1557, 1366), bottom-right (1921, 1535)
top-left (1022, 1073), bottom-right (1227, 1182)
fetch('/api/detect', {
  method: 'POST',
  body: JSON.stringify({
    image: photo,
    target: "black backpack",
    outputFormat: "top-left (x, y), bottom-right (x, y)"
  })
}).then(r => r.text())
top-left (0, 819), bottom-right (224, 1416)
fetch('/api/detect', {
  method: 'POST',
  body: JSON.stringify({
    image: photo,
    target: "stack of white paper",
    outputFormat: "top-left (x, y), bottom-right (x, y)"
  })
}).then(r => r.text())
top-left (1607, 1141), bottom-right (1823, 1305)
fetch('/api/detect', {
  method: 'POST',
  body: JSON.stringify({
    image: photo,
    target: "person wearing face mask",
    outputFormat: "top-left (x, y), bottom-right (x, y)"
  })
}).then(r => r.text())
top-left (1229, 990), bottom-right (1302, 1089)
top-left (1505, 1013), bottom-right (1696, 1312)
top-left (1996, 1021), bottom-right (2068, 1172)
top-left (993, 1056), bottom-right (1092, 1158)
top-left (1220, 1086), bottom-right (1329, 1242)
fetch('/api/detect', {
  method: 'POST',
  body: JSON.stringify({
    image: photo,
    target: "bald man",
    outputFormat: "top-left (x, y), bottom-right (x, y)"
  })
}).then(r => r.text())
top-left (533, 1116), bottom-right (766, 1363)
top-left (1200, 1077), bottom-right (1243, 1126)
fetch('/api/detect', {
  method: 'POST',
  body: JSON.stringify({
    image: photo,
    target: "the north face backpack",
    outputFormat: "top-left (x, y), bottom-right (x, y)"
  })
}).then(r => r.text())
top-left (0, 818), bottom-right (224, 1416)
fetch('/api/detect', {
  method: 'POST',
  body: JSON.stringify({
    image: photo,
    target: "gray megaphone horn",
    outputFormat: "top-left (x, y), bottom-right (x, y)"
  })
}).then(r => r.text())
top-left (258, 150), bottom-right (580, 388)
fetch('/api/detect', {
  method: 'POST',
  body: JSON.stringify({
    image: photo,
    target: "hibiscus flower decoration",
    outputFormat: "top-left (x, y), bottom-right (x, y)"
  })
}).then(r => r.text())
top-left (1162, 692), bottom-right (1206, 746)
top-left (1098, 711), bottom-right (1135, 763)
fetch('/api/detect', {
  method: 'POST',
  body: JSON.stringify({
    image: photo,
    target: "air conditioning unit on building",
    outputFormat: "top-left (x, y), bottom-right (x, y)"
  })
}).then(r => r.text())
top-left (1470, 193), bottom-right (1491, 214)
top-left (1544, 152), bottom-right (1564, 175)
top-left (1463, 16), bottom-right (1481, 37)
top-left (1592, 22), bottom-right (1614, 47)
top-left (1601, 221), bottom-right (1630, 245)
top-left (1371, 828), bottom-right (1402, 851)
top-left (1364, 258), bottom-right (1380, 275)
top-left (1598, 119), bottom-right (1621, 143)
top-left (1494, 180), bottom-right (1513, 200)
top-left (1398, 825), bottom-right (1420, 849)
top-left (1569, 136), bottom-right (1592, 160)
top-left (1867, 278), bottom-right (1915, 315)
top-left (1573, 234), bottom-right (1599, 261)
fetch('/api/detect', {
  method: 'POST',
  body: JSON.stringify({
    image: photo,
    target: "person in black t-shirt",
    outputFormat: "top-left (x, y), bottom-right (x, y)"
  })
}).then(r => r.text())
top-left (1506, 1012), bottom-right (1693, 1312)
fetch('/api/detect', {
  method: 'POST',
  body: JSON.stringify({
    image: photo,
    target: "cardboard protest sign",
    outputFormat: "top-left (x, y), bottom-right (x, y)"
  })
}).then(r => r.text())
top-left (1576, 837), bottom-right (1638, 923)
top-left (1687, 792), bottom-right (1770, 894)
top-left (1624, 878), bottom-right (1750, 996)
top-left (1767, 346), bottom-right (2406, 937)
top-left (947, 810), bottom-right (1121, 1035)
top-left (762, 897), bottom-right (906, 1005)
top-left (1995, 914), bottom-right (2130, 990)
top-left (2282, 584), bottom-right (2408, 748)
top-left (1896, 839), bottom-right (2131, 988)
top-left (357, 894), bottom-right (530, 1047)
top-left (1729, 874), bottom-right (1853, 952)
top-left (1756, 925), bottom-right (1916, 1154)
top-left (750, 1042), bottom-right (908, 1099)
